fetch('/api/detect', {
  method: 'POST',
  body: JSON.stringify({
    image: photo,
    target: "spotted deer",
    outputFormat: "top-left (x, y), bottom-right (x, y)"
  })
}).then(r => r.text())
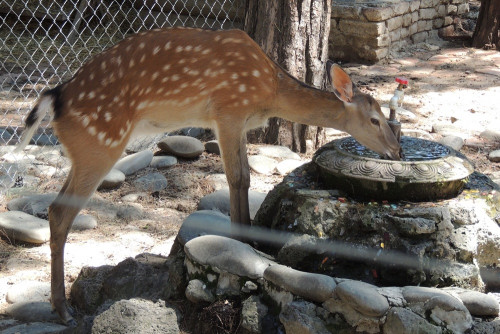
top-left (17, 27), bottom-right (401, 325)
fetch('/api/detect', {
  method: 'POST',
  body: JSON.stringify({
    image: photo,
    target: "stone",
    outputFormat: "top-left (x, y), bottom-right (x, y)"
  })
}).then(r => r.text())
top-left (179, 127), bottom-right (205, 138)
top-left (383, 307), bottom-right (441, 334)
top-left (392, 216), bottom-right (436, 236)
top-left (0, 211), bottom-right (49, 244)
top-left (424, 294), bottom-right (472, 333)
top-left (412, 31), bottom-right (429, 43)
top-left (276, 159), bottom-right (306, 176)
top-left (6, 193), bottom-right (57, 218)
top-left (339, 20), bottom-right (386, 37)
top-left (5, 281), bottom-right (50, 304)
top-left (439, 135), bottom-right (464, 151)
top-left (279, 301), bottom-right (330, 334)
top-left (257, 145), bottom-right (301, 160)
top-left (133, 172), bottom-right (168, 192)
top-left (402, 286), bottom-right (452, 303)
top-left (98, 168), bottom-right (125, 190)
top-left (114, 150), bottom-right (153, 176)
top-left (241, 295), bottom-right (268, 334)
top-left (204, 140), bottom-right (220, 155)
top-left (488, 150), bottom-right (500, 163)
top-left (184, 235), bottom-right (275, 279)
top-left (177, 210), bottom-right (231, 246)
top-left (264, 264), bottom-right (336, 303)
top-left (72, 214), bottom-right (97, 231)
top-left (216, 271), bottom-right (241, 296)
top-left (185, 279), bottom-right (215, 303)
top-left (394, 1), bottom-right (410, 15)
top-left (420, 8), bottom-right (438, 20)
top-left (150, 155), bottom-right (177, 169)
top-left (248, 155), bottom-right (278, 175)
top-left (387, 16), bottom-right (403, 31)
top-left (0, 322), bottom-right (68, 334)
top-left (6, 302), bottom-right (59, 322)
top-left (455, 290), bottom-right (499, 316)
top-left (157, 135), bottom-right (204, 158)
top-left (363, 6), bottom-right (394, 22)
top-left (91, 298), bottom-right (180, 334)
top-left (121, 193), bottom-right (147, 202)
top-left (197, 187), bottom-right (267, 220)
top-left (335, 280), bottom-right (389, 317)
top-left (322, 297), bottom-right (381, 333)
top-left (277, 234), bottom-right (321, 267)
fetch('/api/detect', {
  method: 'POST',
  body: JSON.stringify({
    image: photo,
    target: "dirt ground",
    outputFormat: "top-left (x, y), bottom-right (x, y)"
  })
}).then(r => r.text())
top-left (0, 38), bottom-right (499, 324)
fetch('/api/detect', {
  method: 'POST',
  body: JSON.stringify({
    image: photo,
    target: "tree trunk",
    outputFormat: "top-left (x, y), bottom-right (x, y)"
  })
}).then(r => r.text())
top-left (472, 0), bottom-right (500, 50)
top-left (244, 0), bottom-right (330, 153)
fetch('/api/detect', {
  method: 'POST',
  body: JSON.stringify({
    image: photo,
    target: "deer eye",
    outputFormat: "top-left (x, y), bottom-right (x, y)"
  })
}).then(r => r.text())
top-left (370, 118), bottom-right (380, 126)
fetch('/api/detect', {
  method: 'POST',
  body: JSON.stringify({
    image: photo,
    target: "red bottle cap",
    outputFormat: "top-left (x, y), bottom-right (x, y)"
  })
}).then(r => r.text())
top-left (396, 77), bottom-right (408, 85)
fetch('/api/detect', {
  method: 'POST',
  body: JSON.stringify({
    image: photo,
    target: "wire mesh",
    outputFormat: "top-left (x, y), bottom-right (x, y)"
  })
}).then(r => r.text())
top-left (0, 0), bottom-right (245, 193)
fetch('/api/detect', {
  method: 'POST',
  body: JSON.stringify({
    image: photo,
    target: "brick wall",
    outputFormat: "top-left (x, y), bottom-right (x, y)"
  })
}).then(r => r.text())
top-left (329, 0), bottom-right (470, 63)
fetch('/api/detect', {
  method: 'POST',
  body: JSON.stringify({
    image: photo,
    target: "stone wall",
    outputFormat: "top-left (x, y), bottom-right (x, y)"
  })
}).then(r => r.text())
top-left (329, 0), bottom-right (470, 63)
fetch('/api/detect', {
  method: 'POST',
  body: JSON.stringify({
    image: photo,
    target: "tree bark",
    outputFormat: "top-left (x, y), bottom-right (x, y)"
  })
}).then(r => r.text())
top-left (244, 0), bottom-right (330, 153)
top-left (472, 0), bottom-right (500, 50)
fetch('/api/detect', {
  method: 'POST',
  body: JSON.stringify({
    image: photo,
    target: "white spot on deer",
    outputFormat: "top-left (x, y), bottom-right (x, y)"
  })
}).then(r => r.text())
top-left (264, 68), bottom-right (270, 73)
top-left (153, 46), bottom-right (161, 55)
top-left (161, 77), bottom-right (169, 83)
top-left (201, 49), bottom-right (211, 55)
top-left (91, 112), bottom-right (98, 120)
top-left (88, 91), bottom-right (96, 99)
top-left (251, 53), bottom-right (259, 60)
top-left (78, 92), bottom-right (85, 101)
top-left (163, 64), bottom-right (171, 71)
top-left (129, 59), bottom-right (135, 68)
top-left (99, 94), bottom-right (106, 100)
top-left (110, 140), bottom-right (121, 148)
top-left (113, 96), bottom-right (119, 103)
top-left (239, 84), bottom-right (246, 93)
top-left (194, 45), bottom-right (202, 52)
top-left (79, 80), bottom-right (85, 87)
top-left (228, 61), bottom-right (235, 66)
top-left (139, 42), bottom-right (145, 49)
top-left (179, 59), bottom-right (186, 64)
top-left (98, 132), bottom-right (106, 142)
top-left (214, 35), bottom-right (221, 42)
top-left (68, 98), bottom-right (73, 107)
top-left (189, 70), bottom-right (200, 76)
top-left (171, 74), bottom-right (180, 81)
top-left (104, 112), bottom-right (112, 122)
top-left (140, 70), bottom-right (147, 77)
top-left (87, 126), bottom-right (97, 136)
top-left (176, 46), bottom-right (184, 53)
top-left (105, 138), bottom-right (112, 146)
top-left (157, 87), bottom-right (164, 94)
top-left (185, 45), bottom-right (193, 51)
top-left (164, 41), bottom-right (171, 50)
top-left (152, 72), bottom-right (159, 80)
top-left (140, 54), bottom-right (146, 63)
top-left (242, 72), bottom-right (248, 77)
top-left (231, 73), bottom-right (238, 80)
top-left (252, 70), bottom-right (260, 77)
top-left (81, 116), bottom-right (90, 127)
top-left (180, 82), bottom-right (189, 89)
top-left (243, 99), bottom-right (249, 106)
top-left (97, 106), bottom-right (102, 112)
top-left (89, 72), bottom-right (95, 80)
top-left (116, 56), bottom-right (122, 65)
top-left (101, 62), bottom-right (106, 70)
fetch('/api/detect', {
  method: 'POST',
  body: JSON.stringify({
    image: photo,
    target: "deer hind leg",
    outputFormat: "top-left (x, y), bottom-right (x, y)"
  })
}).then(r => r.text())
top-left (49, 154), bottom-right (118, 325)
top-left (216, 122), bottom-right (251, 227)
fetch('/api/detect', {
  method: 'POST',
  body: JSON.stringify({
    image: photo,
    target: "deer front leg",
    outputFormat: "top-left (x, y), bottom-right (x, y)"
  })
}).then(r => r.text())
top-left (216, 123), bottom-right (251, 226)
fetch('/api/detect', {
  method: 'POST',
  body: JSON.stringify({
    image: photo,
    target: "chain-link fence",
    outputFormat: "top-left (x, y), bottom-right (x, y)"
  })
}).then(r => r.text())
top-left (0, 0), bottom-right (246, 193)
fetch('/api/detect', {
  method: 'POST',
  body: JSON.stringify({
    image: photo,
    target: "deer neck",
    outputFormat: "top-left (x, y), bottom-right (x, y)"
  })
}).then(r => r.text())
top-left (273, 70), bottom-right (348, 132)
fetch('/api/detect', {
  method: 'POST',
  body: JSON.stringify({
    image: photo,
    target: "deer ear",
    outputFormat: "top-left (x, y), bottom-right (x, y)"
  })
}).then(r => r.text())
top-left (327, 61), bottom-right (354, 103)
